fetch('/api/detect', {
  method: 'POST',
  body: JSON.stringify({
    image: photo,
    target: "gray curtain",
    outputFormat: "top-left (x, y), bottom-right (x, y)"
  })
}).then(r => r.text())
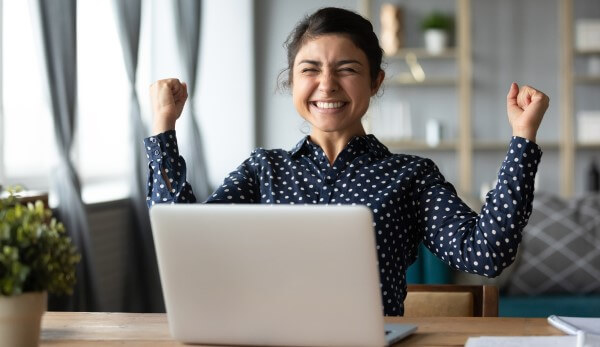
top-left (175, 0), bottom-right (211, 200)
top-left (113, 0), bottom-right (164, 312)
top-left (30, 0), bottom-right (98, 311)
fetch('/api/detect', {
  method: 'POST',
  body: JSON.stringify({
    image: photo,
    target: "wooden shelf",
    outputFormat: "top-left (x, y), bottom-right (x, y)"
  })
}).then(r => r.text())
top-left (574, 76), bottom-right (600, 84)
top-left (388, 76), bottom-right (457, 86)
top-left (384, 141), bottom-right (562, 152)
top-left (575, 49), bottom-right (600, 55)
top-left (383, 140), bottom-right (457, 151)
top-left (472, 141), bottom-right (560, 151)
top-left (385, 48), bottom-right (457, 60)
top-left (577, 142), bottom-right (600, 149)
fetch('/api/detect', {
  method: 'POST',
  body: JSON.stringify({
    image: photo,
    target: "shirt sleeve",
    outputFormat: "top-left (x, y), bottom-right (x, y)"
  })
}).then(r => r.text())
top-left (205, 150), bottom-right (260, 204)
top-left (416, 136), bottom-right (542, 277)
top-left (143, 130), bottom-right (197, 207)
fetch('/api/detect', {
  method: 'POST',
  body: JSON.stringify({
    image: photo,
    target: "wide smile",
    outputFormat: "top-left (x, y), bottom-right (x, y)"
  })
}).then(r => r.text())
top-left (309, 101), bottom-right (349, 114)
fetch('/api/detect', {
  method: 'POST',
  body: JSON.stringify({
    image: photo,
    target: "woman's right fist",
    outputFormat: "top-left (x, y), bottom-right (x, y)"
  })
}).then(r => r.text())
top-left (150, 78), bottom-right (188, 134)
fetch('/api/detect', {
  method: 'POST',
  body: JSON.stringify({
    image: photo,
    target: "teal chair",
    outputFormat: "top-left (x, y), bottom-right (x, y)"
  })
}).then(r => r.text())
top-left (406, 244), bottom-right (451, 284)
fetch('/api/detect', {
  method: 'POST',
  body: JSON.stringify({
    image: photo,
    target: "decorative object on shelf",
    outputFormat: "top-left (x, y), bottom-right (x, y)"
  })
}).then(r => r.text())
top-left (405, 52), bottom-right (426, 82)
top-left (0, 186), bottom-right (80, 347)
top-left (588, 159), bottom-right (600, 192)
top-left (425, 119), bottom-right (442, 147)
top-left (420, 11), bottom-right (453, 55)
top-left (380, 3), bottom-right (404, 56)
top-left (577, 111), bottom-right (600, 143)
top-left (370, 100), bottom-right (412, 141)
top-left (576, 19), bottom-right (600, 51)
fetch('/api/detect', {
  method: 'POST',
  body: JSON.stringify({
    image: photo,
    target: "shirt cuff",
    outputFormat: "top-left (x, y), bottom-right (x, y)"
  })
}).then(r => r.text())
top-left (143, 130), bottom-right (179, 163)
top-left (501, 136), bottom-right (543, 177)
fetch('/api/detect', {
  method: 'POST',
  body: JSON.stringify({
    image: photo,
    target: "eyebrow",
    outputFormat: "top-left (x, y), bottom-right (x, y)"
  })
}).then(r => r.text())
top-left (297, 59), bottom-right (363, 67)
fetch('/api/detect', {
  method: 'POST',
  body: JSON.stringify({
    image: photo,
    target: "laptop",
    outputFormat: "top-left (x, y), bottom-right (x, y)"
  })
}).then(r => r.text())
top-left (149, 204), bottom-right (417, 346)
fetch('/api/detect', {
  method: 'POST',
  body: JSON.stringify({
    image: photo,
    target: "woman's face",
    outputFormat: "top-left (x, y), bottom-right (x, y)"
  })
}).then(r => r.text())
top-left (292, 34), bottom-right (383, 138)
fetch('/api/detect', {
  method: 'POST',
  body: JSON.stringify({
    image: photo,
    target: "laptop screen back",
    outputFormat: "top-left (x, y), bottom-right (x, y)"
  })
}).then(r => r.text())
top-left (150, 204), bottom-right (388, 346)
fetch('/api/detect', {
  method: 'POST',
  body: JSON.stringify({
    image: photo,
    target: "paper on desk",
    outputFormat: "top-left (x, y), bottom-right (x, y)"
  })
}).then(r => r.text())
top-left (465, 333), bottom-right (600, 347)
top-left (548, 316), bottom-right (600, 335)
top-left (578, 331), bottom-right (600, 347)
top-left (464, 336), bottom-right (576, 347)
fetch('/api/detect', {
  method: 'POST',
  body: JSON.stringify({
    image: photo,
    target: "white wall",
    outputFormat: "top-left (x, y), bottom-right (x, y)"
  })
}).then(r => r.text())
top-left (197, 0), bottom-right (255, 188)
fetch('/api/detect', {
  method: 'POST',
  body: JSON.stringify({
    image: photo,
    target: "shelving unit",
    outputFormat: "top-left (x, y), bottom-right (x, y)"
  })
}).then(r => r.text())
top-left (560, 0), bottom-right (600, 197)
top-left (360, 0), bottom-right (474, 196)
top-left (362, 0), bottom-right (600, 199)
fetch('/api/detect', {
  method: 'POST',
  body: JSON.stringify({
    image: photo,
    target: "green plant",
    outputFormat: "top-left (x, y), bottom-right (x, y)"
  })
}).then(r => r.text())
top-left (420, 11), bottom-right (453, 31)
top-left (0, 186), bottom-right (80, 296)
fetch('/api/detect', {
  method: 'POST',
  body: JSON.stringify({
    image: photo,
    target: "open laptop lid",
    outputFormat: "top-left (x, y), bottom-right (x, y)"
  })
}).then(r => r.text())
top-left (150, 204), bottom-right (414, 347)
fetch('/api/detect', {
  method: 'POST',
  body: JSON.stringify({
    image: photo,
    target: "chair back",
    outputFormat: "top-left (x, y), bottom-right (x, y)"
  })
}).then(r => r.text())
top-left (404, 284), bottom-right (498, 317)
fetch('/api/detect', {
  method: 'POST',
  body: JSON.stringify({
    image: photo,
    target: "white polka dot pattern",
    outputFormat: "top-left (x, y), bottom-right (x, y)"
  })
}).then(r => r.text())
top-left (143, 130), bottom-right (543, 316)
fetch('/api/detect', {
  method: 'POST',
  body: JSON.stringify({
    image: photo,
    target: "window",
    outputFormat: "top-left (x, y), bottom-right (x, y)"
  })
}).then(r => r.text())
top-left (77, 0), bottom-right (131, 202)
top-left (1, 0), bottom-right (132, 202)
top-left (1, 0), bottom-right (55, 190)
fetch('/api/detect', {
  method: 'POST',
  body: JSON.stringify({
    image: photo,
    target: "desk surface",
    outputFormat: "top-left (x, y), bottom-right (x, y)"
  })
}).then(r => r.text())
top-left (40, 312), bottom-right (565, 346)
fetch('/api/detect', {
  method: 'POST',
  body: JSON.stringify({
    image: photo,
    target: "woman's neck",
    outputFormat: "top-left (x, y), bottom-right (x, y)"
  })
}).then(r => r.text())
top-left (309, 126), bottom-right (367, 165)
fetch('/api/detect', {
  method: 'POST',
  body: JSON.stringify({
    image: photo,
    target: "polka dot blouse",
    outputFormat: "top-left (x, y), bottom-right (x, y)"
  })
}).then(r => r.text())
top-left (144, 130), bottom-right (542, 316)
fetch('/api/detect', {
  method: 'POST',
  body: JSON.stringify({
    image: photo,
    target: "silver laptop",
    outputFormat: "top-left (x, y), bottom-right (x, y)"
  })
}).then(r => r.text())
top-left (150, 204), bottom-right (416, 346)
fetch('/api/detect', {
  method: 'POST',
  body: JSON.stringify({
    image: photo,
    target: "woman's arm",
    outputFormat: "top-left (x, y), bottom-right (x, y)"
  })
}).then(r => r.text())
top-left (417, 137), bottom-right (542, 277)
top-left (144, 79), bottom-right (195, 208)
top-left (144, 130), bottom-right (197, 207)
top-left (417, 83), bottom-right (548, 277)
top-left (144, 78), bottom-right (260, 207)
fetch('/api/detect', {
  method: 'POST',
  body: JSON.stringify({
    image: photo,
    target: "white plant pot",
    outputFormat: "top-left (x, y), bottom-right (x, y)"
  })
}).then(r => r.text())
top-left (424, 29), bottom-right (448, 55)
top-left (0, 291), bottom-right (47, 347)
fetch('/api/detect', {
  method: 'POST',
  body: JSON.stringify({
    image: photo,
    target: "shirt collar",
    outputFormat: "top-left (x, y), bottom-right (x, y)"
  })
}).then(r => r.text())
top-left (289, 134), bottom-right (390, 158)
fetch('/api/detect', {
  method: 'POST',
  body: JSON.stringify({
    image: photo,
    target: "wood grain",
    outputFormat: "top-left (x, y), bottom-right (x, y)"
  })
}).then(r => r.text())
top-left (40, 312), bottom-right (565, 346)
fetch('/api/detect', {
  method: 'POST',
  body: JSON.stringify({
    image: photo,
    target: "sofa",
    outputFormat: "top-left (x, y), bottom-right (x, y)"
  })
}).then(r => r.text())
top-left (407, 193), bottom-right (600, 317)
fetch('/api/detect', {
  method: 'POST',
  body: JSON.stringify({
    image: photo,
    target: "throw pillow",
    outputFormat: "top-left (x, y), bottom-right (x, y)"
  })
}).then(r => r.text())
top-left (506, 193), bottom-right (600, 295)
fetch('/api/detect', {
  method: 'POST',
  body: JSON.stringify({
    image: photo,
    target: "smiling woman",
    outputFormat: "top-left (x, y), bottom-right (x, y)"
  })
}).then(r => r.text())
top-left (143, 7), bottom-right (549, 317)
top-left (291, 35), bottom-right (383, 163)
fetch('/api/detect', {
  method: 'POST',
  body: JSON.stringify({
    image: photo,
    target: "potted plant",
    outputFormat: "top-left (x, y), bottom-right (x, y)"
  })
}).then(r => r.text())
top-left (0, 186), bottom-right (80, 347)
top-left (421, 11), bottom-right (453, 55)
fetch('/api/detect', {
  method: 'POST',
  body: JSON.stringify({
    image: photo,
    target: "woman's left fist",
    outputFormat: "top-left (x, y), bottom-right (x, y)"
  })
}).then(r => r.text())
top-left (506, 83), bottom-right (549, 143)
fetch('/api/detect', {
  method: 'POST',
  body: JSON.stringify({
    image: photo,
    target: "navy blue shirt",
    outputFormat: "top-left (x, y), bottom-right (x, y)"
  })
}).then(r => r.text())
top-left (144, 130), bottom-right (542, 316)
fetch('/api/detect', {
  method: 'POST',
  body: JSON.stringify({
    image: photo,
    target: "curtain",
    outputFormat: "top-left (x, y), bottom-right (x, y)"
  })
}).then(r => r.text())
top-left (30, 0), bottom-right (99, 311)
top-left (113, 0), bottom-right (164, 312)
top-left (175, 0), bottom-right (211, 200)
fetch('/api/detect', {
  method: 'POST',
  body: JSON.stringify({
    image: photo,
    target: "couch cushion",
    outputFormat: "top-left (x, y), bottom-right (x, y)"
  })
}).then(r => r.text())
top-left (506, 194), bottom-right (600, 295)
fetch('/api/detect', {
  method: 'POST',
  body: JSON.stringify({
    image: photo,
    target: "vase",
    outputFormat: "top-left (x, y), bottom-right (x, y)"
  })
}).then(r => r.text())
top-left (0, 291), bottom-right (47, 347)
top-left (424, 29), bottom-right (448, 55)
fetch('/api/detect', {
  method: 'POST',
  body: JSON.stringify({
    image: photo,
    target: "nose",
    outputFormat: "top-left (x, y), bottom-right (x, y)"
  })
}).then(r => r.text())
top-left (318, 70), bottom-right (338, 93)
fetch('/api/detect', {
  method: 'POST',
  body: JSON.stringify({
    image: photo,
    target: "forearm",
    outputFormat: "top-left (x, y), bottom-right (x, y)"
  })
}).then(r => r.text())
top-left (144, 130), bottom-right (197, 207)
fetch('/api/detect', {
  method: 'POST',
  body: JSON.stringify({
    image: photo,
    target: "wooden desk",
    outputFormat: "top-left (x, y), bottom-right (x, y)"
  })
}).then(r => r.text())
top-left (40, 312), bottom-right (565, 346)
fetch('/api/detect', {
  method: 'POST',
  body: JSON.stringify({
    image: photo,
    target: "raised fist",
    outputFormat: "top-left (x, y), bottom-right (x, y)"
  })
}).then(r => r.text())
top-left (150, 78), bottom-right (188, 134)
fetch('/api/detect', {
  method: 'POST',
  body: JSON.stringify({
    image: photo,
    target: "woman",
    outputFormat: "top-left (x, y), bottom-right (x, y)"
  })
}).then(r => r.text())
top-left (144, 7), bottom-right (548, 316)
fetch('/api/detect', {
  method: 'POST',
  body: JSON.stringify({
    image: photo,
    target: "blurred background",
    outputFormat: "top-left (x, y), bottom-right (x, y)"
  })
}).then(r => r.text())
top-left (1, 0), bottom-right (599, 316)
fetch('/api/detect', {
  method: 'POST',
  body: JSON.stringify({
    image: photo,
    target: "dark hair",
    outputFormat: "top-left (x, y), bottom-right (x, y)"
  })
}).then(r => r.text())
top-left (280, 7), bottom-right (384, 89)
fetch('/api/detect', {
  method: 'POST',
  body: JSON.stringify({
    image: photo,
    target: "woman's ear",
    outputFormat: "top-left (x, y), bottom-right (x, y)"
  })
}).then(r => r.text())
top-left (371, 70), bottom-right (385, 95)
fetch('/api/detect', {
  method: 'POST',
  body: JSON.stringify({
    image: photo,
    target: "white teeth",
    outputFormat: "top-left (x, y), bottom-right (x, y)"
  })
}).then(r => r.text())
top-left (315, 101), bottom-right (344, 109)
